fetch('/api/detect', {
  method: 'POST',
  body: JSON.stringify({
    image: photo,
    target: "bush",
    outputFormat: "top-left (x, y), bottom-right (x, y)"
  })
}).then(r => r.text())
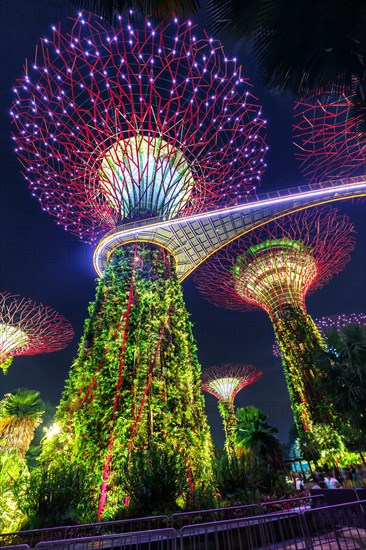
top-left (15, 460), bottom-right (91, 528)
top-left (0, 452), bottom-right (29, 533)
top-left (124, 445), bottom-right (188, 516)
top-left (213, 449), bottom-right (288, 505)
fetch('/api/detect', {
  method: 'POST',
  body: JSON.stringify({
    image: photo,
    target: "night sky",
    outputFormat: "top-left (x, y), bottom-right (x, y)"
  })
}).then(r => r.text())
top-left (1, 0), bottom-right (365, 447)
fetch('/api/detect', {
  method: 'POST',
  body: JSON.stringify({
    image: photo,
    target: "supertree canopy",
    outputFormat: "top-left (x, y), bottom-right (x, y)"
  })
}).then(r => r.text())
top-left (11, 13), bottom-right (268, 520)
top-left (293, 86), bottom-right (366, 184)
top-left (11, 14), bottom-right (267, 243)
top-left (273, 312), bottom-right (366, 357)
top-left (201, 363), bottom-right (262, 455)
top-left (195, 208), bottom-right (355, 450)
top-left (0, 292), bottom-right (73, 374)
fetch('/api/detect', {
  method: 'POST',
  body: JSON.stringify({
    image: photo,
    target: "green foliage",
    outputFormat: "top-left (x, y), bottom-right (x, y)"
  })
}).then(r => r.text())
top-left (274, 309), bottom-right (331, 432)
top-left (26, 402), bottom-right (56, 469)
top-left (272, 307), bottom-right (345, 456)
top-left (15, 460), bottom-right (91, 528)
top-left (310, 425), bottom-right (344, 457)
top-left (124, 445), bottom-right (188, 516)
top-left (213, 448), bottom-right (287, 504)
top-left (0, 452), bottom-right (29, 533)
top-left (43, 244), bottom-right (213, 518)
top-left (214, 450), bottom-right (260, 501)
top-left (316, 324), bottom-right (366, 432)
top-left (0, 356), bottom-right (13, 374)
top-left (32, 402), bottom-right (56, 446)
top-left (0, 389), bottom-right (45, 458)
top-left (0, 389), bottom-right (44, 423)
top-left (235, 406), bottom-right (284, 468)
top-left (314, 323), bottom-right (366, 458)
top-left (218, 400), bottom-right (237, 457)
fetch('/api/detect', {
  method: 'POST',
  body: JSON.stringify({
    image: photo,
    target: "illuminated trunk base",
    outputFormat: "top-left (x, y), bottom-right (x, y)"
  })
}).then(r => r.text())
top-left (49, 243), bottom-right (213, 520)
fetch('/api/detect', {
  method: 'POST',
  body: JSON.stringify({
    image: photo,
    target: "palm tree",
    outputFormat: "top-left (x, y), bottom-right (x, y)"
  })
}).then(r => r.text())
top-left (0, 389), bottom-right (44, 458)
top-left (208, 1), bottom-right (366, 98)
top-left (71, 0), bottom-right (200, 21)
top-left (235, 406), bottom-right (283, 468)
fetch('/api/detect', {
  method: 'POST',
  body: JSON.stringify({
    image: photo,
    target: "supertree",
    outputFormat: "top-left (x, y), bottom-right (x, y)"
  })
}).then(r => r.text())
top-left (10, 13), bottom-right (267, 518)
top-left (201, 363), bottom-right (262, 456)
top-left (293, 85), bottom-right (366, 184)
top-left (195, 208), bottom-right (355, 450)
top-left (0, 292), bottom-right (73, 374)
top-left (273, 312), bottom-right (366, 357)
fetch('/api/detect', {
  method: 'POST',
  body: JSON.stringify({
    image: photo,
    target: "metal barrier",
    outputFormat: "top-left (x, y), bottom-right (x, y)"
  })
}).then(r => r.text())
top-left (171, 504), bottom-right (261, 528)
top-left (34, 529), bottom-right (177, 550)
top-left (179, 511), bottom-right (304, 550)
top-left (301, 500), bottom-right (366, 549)
top-left (260, 495), bottom-right (324, 514)
top-left (0, 516), bottom-right (169, 548)
top-left (2, 498), bottom-right (366, 549)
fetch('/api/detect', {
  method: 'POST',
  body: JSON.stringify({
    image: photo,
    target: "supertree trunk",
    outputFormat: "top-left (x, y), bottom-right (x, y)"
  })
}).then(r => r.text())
top-left (49, 243), bottom-right (213, 520)
top-left (271, 306), bottom-right (335, 434)
top-left (218, 400), bottom-right (237, 457)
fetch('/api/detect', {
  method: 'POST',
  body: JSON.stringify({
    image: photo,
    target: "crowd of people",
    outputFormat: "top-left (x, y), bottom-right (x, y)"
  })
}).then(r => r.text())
top-left (294, 464), bottom-right (366, 490)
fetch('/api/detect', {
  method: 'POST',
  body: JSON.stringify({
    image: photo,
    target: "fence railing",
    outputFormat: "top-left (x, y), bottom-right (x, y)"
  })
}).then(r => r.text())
top-left (0, 516), bottom-right (169, 548)
top-left (1, 499), bottom-right (365, 550)
top-left (171, 503), bottom-right (261, 529)
top-left (34, 529), bottom-right (177, 550)
top-left (179, 510), bottom-right (304, 550)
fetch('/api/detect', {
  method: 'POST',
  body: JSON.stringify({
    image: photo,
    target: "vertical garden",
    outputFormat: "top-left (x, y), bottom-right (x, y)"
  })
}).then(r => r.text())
top-left (46, 244), bottom-right (212, 518)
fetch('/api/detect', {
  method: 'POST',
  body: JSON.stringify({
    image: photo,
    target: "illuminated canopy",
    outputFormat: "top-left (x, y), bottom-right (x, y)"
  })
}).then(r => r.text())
top-left (201, 363), bottom-right (262, 402)
top-left (98, 136), bottom-right (195, 218)
top-left (293, 85), bottom-right (366, 184)
top-left (11, 13), bottom-right (267, 244)
top-left (232, 238), bottom-right (318, 315)
top-left (0, 324), bottom-right (29, 360)
top-left (0, 292), bottom-right (74, 372)
top-left (195, 207), bottom-right (355, 314)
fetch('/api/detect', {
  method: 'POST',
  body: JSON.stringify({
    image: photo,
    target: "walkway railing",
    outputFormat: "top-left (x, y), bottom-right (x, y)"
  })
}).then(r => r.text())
top-left (1, 497), bottom-right (365, 549)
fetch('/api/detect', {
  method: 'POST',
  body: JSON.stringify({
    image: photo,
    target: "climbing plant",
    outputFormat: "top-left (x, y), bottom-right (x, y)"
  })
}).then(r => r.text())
top-left (42, 244), bottom-right (213, 520)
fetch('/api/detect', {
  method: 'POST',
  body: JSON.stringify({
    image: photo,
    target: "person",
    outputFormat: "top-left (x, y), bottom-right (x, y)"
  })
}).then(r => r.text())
top-left (296, 475), bottom-right (305, 491)
top-left (328, 470), bottom-right (341, 489)
top-left (312, 473), bottom-right (328, 490)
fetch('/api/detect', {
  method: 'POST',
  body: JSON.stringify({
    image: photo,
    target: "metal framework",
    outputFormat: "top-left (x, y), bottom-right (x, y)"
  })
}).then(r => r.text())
top-left (11, 13), bottom-right (267, 245)
top-left (10, 14), bottom-right (366, 283)
top-left (273, 312), bottom-right (366, 357)
top-left (201, 363), bottom-right (262, 403)
top-left (201, 363), bottom-right (262, 455)
top-left (195, 208), bottom-right (356, 437)
top-left (94, 175), bottom-right (366, 279)
top-left (0, 291), bottom-right (74, 372)
top-left (194, 207), bottom-right (355, 313)
top-left (293, 85), bottom-right (366, 183)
